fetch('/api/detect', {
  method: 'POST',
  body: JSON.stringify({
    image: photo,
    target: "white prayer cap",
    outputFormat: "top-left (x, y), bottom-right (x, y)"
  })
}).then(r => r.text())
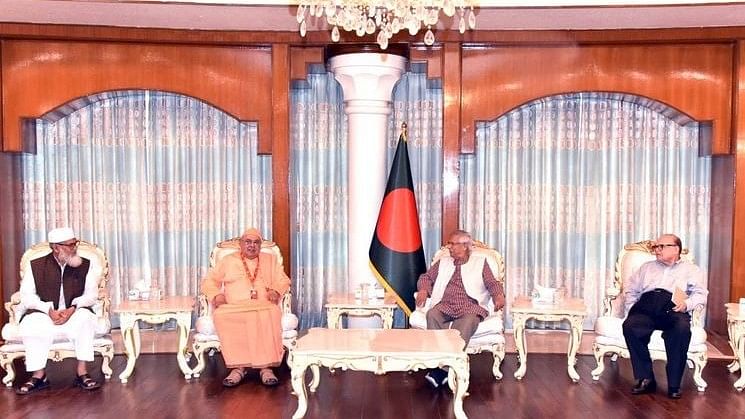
top-left (48, 227), bottom-right (76, 243)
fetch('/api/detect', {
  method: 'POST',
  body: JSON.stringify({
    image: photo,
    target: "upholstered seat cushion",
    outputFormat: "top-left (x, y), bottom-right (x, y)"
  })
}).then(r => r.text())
top-left (194, 313), bottom-right (299, 342)
top-left (1, 308), bottom-right (111, 342)
top-left (409, 310), bottom-right (504, 339)
top-left (0, 336), bottom-right (114, 355)
top-left (594, 315), bottom-right (707, 351)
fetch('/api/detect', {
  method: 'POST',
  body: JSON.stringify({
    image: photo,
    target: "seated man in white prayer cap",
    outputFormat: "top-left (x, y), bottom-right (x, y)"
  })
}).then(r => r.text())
top-left (16, 227), bottom-right (102, 395)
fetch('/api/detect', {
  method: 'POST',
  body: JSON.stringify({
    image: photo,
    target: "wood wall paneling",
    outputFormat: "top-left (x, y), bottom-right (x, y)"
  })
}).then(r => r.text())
top-left (442, 43), bottom-right (461, 240)
top-left (0, 153), bottom-right (23, 328)
top-left (1, 40), bottom-right (273, 152)
top-left (272, 44), bottom-right (291, 277)
top-left (410, 46), bottom-right (442, 81)
top-left (7, 23), bottom-right (745, 47)
top-left (461, 44), bottom-right (734, 155)
top-left (708, 155), bottom-right (735, 333)
top-left (732, 41), bottom-right (745, 304)
top-left (289, 46), bottom-right (324, 82)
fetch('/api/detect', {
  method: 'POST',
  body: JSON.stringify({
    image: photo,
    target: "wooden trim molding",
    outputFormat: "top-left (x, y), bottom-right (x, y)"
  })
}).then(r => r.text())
top-left (410, 46), bottom-right (442, 81)
top-left (290, 46), bottom-right (324, 83)
top-left (442, 43), bottom-right (461, 239)
top-left (461, 44), bottom-right (734, 155)
top-left (272, 44), bottom-right (291, 277)
top-left (1, 40), bottom-right (274, 152)
top-left (731, 41), bottom-right (745, 304)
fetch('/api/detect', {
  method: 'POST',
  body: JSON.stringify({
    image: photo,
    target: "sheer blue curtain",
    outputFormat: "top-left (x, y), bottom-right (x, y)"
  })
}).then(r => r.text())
top-left (291, 73), bottom-right (348, 329)
top-left (460, 93), bottom-right (711, 328)
top-left (291, 70), bottom-right (443, 329)
top-left (21, 91), bottom-right (272, 311)
top-left (388, 71), bottom-right (443, 261)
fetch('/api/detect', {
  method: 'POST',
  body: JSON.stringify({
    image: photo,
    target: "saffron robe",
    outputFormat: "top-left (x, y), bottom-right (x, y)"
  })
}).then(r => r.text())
top-left (201, 251), bottom-right (291, 368)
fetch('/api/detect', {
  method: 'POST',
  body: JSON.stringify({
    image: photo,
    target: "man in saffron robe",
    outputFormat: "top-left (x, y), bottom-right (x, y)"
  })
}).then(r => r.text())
top-left (201, 228), bottom-right (291, 387)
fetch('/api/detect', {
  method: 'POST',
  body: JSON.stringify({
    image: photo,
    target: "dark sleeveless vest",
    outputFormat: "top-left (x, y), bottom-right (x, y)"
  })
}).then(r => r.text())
top-left (27, 253), bottom-right (91, 313)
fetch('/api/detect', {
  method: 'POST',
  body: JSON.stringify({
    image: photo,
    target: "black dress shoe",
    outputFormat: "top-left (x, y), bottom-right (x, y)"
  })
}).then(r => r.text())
top-left (668, 388), bottom-right (682, 399)
top-left (631, 378), bottom-right (657, 395)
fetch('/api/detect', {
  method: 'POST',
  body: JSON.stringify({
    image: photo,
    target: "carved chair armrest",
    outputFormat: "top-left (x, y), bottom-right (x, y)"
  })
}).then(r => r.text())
top-left (197, 294), bottom-right (211, 317)
top-left (5, 292), bottom-right (21, 325)
top-left (691, 304), bottom-right (706, 328)
top-left (413, 291), bottom-right (432, 312)
top-left (601, 287), bottom-right (621, 317)
top-left (280, 290), bottom-right (292, 315)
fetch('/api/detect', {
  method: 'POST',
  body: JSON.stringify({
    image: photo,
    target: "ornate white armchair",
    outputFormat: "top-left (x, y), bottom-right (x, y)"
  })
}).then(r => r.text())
top-left (591, 240), bottom-right (708, 391)
top-left (409, 241), bottom-right (506, 380)
top-left (0, 240), bottom-right (114, 387)
top-left (190, 238), bottom-right (298, 378)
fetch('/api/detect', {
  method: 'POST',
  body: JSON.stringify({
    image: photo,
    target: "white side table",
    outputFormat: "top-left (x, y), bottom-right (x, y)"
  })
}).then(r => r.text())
top-left (324, 294), bottom-right (398, 329)
top-left (114, 296), bottom-right (194, 383)
top-left (726, 302), bottom-right (745, 391)
top-left (511, 296), bottom-right (587, 382)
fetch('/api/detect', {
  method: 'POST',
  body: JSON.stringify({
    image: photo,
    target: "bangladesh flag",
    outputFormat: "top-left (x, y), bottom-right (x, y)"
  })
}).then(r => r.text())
top-left (369, 125), bottom-right (427, 315)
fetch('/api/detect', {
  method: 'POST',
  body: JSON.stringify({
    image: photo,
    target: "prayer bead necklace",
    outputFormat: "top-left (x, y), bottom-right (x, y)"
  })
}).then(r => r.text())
top-left (240, 255), bottom-right (260, 299)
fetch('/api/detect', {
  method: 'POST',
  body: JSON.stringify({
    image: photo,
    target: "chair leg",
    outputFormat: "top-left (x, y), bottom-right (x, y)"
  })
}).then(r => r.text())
top-left (191, 343), bottom-right (208, 378)
top-left (591, 343), bottom-right (607, 380)
top-left (491, 348), bottom-right (505, 380)
top-left (99, 344), bottom-right (114, 380)
top-left (691, 352), bottom-right (708, 392)
top-left (1, 354), bottom-right (17, 387)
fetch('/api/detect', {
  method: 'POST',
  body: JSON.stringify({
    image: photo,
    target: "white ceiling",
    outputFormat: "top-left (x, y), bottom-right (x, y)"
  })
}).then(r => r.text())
top-left (1, 0), bottom-right (745, 32)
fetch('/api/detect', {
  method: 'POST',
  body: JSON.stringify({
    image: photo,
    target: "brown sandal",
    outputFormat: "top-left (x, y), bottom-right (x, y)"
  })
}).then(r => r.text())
top-left (222, 368), bottom-right (246, 387)
top-left (260, 368), bottom-right (279, 386)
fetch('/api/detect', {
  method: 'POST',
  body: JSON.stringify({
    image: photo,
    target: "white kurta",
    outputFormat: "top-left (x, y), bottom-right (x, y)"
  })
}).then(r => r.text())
top-left (19, 257), bottom-right (100, 371)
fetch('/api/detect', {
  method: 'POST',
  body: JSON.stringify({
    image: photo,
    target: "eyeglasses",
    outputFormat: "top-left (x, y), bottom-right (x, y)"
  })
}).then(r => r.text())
top-left (652, 243), bottom-right (678, 251)
top-left (55, 240), bottom-right (79, 248)
top-left (240, 239), bottom-right (262, 245)
top-left (448, 241), bottom-right (470, 247)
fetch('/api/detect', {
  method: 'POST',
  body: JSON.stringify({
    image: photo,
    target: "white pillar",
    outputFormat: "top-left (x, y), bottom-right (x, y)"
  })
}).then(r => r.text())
top-left (328, 52), bottom-right (407, 327)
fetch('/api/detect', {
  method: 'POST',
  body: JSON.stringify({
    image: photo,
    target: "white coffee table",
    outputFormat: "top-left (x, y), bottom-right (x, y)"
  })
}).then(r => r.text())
top-left (288, 328), bottom-right (470, 419)
top-left (114, 296), bottom-right (194, 383)
top-left (324, 294), bottom-right (398, 329)
top-left (726, 303), bottom-right (745, 391)
top-left (511, 296), bottom-right (587, 382)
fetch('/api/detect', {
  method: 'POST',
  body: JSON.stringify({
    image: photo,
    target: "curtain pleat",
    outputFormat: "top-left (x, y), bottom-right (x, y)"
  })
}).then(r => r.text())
top-left (461, 93), bottom-right (711, 329)
top-left (21, 91), bottom-right (272, 318)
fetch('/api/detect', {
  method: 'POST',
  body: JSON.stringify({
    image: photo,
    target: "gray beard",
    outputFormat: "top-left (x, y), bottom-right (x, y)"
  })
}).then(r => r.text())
top-left (66, 254), bottom-right (83, 268)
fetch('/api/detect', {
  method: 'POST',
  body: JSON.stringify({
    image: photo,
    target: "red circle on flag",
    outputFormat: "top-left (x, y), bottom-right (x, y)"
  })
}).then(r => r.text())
top-left (376, 188), bottom-right (422, 253)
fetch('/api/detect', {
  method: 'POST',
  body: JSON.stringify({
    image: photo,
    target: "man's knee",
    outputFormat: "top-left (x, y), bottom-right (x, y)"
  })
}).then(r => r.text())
top-left (426, 309), bottom-right (446, 330)
top-left (19, 313), bottom-right (55, 338)
top-left (453, 314), bottom-right (481, 342)
top-left (669, 318), bottom-right (692, 338)
top-left (459, 314), bottom-right (480, 330)
top-left (622, 316), bottom-right (650, 339)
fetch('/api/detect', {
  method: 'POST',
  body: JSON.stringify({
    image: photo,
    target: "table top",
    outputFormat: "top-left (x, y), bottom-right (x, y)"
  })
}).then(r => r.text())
top-left (293, 328), bottom-right (466, 355)
top-left (725, 303), bottom-right (745, 320)
top-left (114, 296), bottom-right (195, 314)
top-left (325, 293), bottom-right (398, 309)
top-left (511, 296), bottom-right (587, 315)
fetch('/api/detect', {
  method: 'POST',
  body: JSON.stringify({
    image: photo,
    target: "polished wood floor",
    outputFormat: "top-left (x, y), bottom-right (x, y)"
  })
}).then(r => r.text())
top-left (1, 350), bottom-right (744, 419)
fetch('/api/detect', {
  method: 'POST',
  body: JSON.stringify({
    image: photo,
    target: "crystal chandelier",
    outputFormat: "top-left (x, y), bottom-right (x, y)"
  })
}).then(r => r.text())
top-left (296, 1), bottom-right (477, 50)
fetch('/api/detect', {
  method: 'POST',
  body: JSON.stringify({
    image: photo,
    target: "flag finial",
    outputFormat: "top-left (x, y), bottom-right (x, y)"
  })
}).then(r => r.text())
top-left (400, 122), bottom-right (408, 142)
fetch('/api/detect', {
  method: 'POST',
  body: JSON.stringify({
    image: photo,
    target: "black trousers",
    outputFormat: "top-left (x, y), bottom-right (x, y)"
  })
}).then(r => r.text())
top-left (622, 289), bottom-right (691, 389)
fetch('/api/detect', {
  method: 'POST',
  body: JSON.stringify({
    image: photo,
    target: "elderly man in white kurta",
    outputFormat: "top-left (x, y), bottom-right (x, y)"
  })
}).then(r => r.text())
top-left (16, 227), bottom-right (102, 395)
top-left (415, 229), bottom-right (505, 389)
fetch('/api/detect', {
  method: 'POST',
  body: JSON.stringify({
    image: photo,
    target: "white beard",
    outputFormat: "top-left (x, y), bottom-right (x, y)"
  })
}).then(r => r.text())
top-left (67, 254), bottom-right (83, 268)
